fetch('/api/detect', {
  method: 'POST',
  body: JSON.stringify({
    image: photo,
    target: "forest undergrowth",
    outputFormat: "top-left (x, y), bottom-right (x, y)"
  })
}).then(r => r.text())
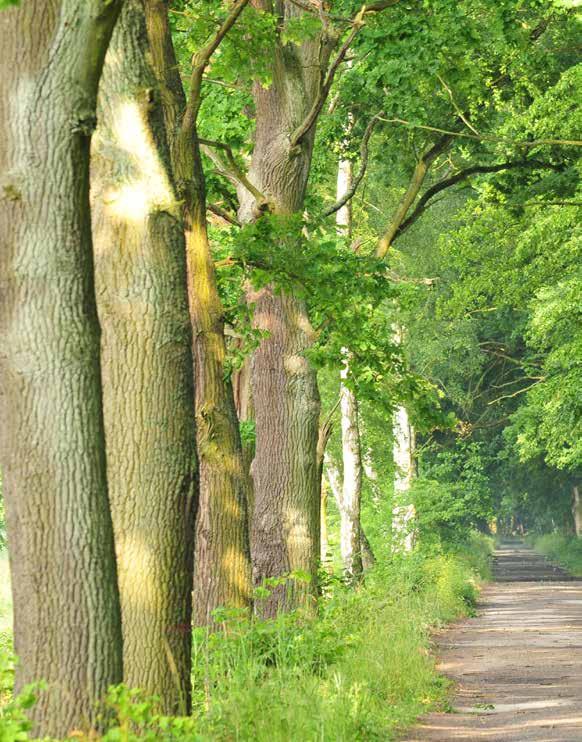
top-left (0, 534), bottom-right (492, 742)
top-left (531, 534), bottom-right (582, 577)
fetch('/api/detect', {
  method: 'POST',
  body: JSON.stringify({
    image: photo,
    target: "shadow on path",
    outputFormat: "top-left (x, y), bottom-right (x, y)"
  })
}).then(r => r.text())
top-left (403, 541), bottom-right (582, 741)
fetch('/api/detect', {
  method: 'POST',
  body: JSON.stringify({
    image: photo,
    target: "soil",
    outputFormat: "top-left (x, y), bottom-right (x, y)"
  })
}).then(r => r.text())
top-left (404, 541), bottom-right (582, 741)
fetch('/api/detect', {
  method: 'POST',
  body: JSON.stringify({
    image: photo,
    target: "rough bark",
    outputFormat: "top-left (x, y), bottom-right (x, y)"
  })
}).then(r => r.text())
top-left (187, 146), bottom-right (252, 625)
top-left (0, 2), bottom-right (123, 736)
top-left (392, 404), bottom-right (416, 552)
top-left (91, 0), bottom-right (196, 711)
top-left (247, 287), bottom-right (321, 615)
top-left (237, 1), bottom-right (335, 615)
top-left (145, 0), bottom-right (253, 625)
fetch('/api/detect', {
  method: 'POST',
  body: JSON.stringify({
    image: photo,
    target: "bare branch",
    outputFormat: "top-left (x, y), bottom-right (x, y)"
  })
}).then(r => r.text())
top-left (377, 116), bottom-right (582, 148)
top-left (200, 138), bottom-right (267, 204)
top-left (290, 5), bottom-right (366, 147)
top-left (488, 379), bottom-right (544, 405)
top-left (376, 134), bottom-right (452, 257)
top-left (323, 113), bottom-right (383, 217)
top-left (182, 0), bottom-right (250, 134)
top-left (436, 73), bottom-right (481, 137)
top-left (396, 159), bottom-right (561, 238)
top-left (208, 203), bottom-right (241, 227)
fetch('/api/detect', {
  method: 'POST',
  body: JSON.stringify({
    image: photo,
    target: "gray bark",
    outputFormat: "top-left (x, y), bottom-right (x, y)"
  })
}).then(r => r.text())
top-left (236, 0), bottom-right (336, 616)
top-left (0, 1), bottom-right (123, 736)
top-left (91, 0), bottom-right (197, 712)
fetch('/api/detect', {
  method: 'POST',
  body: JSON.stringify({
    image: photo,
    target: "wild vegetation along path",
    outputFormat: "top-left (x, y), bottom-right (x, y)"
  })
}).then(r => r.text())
top-left (405, 542), bottom-right (582, 741)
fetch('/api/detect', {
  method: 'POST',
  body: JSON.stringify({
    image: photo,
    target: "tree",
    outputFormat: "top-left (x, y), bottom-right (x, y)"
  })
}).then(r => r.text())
top-left (92, 0), bottom-right (197, 711)
top-left (145, 0), bottom-right (253, 624)
top-left (0, 1), bottom-right (123, 736)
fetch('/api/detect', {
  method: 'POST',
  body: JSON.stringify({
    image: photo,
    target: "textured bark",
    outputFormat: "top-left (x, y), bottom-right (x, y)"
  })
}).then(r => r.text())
top-left (187, 149), bottom-right (252, 625)
top-left (0, 2), bottom-right (123, 736)
top-left (144, 0), bottom-right (253, 625)
top-left (324, 455), bottom-right (374, 572)
top-left (247, 287), bottom-right (321, 615)
top-left (237, 1), bottom-right (335, 615)
top-left (392, 404), bottom-right (416, 552)
top-left (91, 1), bottom-right (196, 711)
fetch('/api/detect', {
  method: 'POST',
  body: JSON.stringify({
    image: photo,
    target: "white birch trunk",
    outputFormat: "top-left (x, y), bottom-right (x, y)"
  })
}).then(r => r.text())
top-left (336, 156), bottom-right (363, 579)
top-left (573, 485), bottom-right (582, 537)
top-left (392, 404), bottom-right (416, 552)
top-left (340, 354), bottom-right (363, 579)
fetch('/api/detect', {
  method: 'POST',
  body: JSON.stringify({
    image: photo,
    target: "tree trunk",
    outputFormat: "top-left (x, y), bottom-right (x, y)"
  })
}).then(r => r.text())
top-left (91, 1), bottom-right (197, 712)
top-left (0, 2), bottom-right (122, 736)
top-left (339, 361), bottom-right (363, 581)
top-left (360, 527), bottom-right (376, 570)
top-left (324, 455), bottom-right (374, 572)
top-left (573, 485), bottom-right (582, 537)
top-left (392, 404), bottom-right (416, 552)
top-left (320, 482), bottom-right (331, 568)
top-left (237, 1), bottom-right (334, 615)
top-left (336, 154), bottom-right (363, 581)
top-left (145, 0), bottom-right (253, 625)
top-left (187, 144), bottom-right (252, 625)
top-left (247, 287), bottom-right (321, 615)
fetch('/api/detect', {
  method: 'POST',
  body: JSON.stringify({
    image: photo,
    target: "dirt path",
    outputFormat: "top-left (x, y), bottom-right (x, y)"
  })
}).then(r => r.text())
top-left (405, 542), bottom-right (582, 741)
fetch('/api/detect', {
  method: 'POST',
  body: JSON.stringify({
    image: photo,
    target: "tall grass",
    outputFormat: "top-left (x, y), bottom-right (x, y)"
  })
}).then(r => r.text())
top-left (532, 533), bottom-right (582, 576)
top-left (0, 534), bottom-right (492, 741)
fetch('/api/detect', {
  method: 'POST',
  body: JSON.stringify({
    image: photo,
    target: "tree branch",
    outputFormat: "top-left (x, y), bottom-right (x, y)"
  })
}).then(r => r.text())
top-left (376, 134), bottom-right (453, 257)
top-left (377, 116), bottom-right (582, 148)
top-left (396, 159), bottom-right (561, 238)
top-left (200, 138), bottom-right (267, 205)
top-left (182, 0), bottom-right (250, 135)
top-left (323, 113), bottom-right (382, 217)
top-left (208, 203), bottom-right (241, 227)
top-left (290, 5), bottom-right (366, 147)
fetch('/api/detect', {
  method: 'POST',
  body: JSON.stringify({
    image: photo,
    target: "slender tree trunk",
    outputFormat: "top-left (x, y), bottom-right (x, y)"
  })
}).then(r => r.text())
top-left (236, 1), bottom-right (335, 615)
top-left (392, 404), bottom-right (416, 552)
top-left (360, 527), bottom-right (376, 570)
top-left (187, 143), bottom-right (252, 625)
top-left (145, 0), bottom-right (253, 624)
top-left (0, 2), bottom-right (122, 736)
top-left (91, 1), bottom-right (197, 711)
top-left (233, 353), bottom-right (255, 519)
top-left (336, 155), bottom-right (363, 581)
top-left (573, 485), bottom-right (582, 537)
top-left (339, 360), bottom-right (363, 580)
top-left (320, 482), bottom-right (331, 567)
top-left (324, 454), bottom-right (374, 571)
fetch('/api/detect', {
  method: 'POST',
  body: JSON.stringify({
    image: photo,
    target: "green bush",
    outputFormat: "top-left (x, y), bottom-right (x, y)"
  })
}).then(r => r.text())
top-left (0, 539), bottom-right (489, 741)
top-left (533, 533), bottom-right (582, 576)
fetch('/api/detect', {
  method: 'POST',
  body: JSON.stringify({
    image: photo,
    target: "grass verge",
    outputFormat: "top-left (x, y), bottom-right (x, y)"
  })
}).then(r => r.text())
top-left (0, 533), bottom-right (492, 741)
top-left (532, 533), bottom-right (582, 577)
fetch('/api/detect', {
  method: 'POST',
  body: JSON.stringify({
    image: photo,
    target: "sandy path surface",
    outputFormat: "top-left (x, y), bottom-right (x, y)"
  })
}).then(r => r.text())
top-left (405, 543), bottom-right (582, 741)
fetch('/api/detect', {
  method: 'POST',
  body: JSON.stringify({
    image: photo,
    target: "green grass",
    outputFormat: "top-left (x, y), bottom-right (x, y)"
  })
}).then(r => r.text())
top-left (0, 552), bottom-right (12, 634)
top-left (532, 533), bottom-right (582, 577)
top-left (0, 534), bottom-right (492, 741)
